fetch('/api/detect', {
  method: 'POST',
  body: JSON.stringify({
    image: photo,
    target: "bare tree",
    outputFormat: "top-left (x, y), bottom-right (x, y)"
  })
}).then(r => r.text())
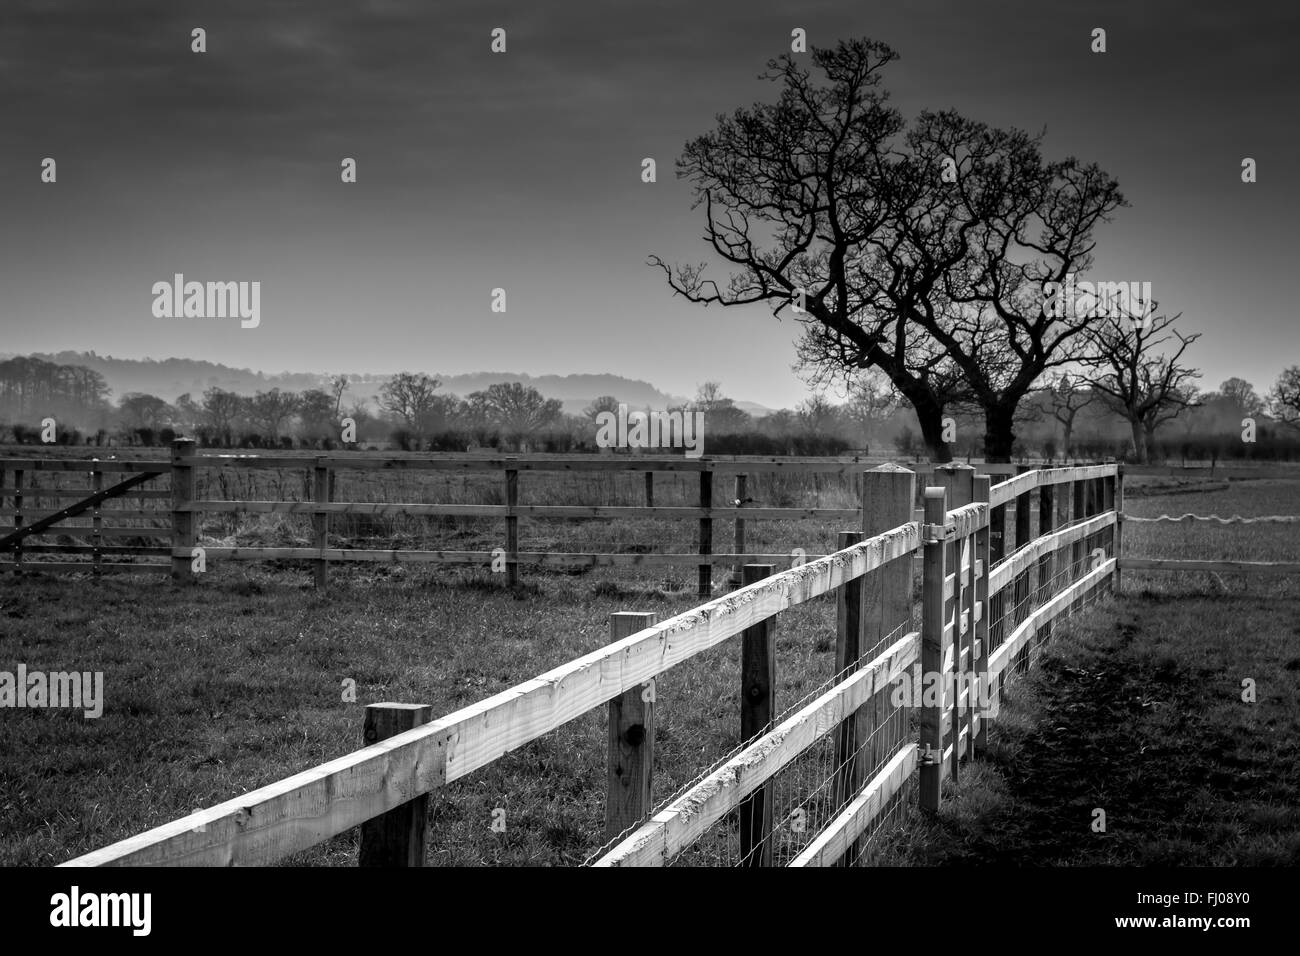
top-left (379, 372), bottom-right (442, 433)
top-left (652, 38), bottom-right (1124, 462)
top-left (1216, 377), bottom-right (1264, 418)
top-left (1085, 309), bottom-right (1201, 464)
top-left (838, 368), bottom-right (900, 449)
top-left (795, 394), bottom-right (841, 436)
top-left (1267, 366), bottom-right (1300, 426)
top-left (650, 38), bottom-right (975, 459)
top-left (582, 395), bottom-right (622, 421)
top-left (200, 387), bottom-right (248, 445)
top-left (249, 388), bottom-right (301, 442)
top-left (117, 393), bottom-right (175, 431)
top-left (1045, 373), bottom-right (1097, 456)
top-left (329, 375), bottom-right (350, 419)
top-left (473, 382), bottom-right (562, 448)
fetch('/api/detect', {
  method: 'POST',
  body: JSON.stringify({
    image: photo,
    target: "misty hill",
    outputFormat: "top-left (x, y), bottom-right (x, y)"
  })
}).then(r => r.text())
top-left (16, 351), bottom-right (709, 416)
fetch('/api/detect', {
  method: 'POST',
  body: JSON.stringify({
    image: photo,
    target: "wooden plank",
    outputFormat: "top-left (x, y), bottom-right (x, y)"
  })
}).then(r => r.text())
top-left (989, 470), bottom-right (1039, 508)
top-left (787, 744), bottom-right (917, 867)
top-left (0, 560), bottom-right (168, 574)
top-left (972, 476), bottom-right (992, 754)
top-left (593, 633), bottom-right (920, 867)
top-left (185, 501), bottom-right (510, 516)
top-left (357, 703), bottom-right (434, 867)
top-left (739, 564), bottom-right (775, 866)
top-left (9, 544), bottom-right (172, 556)
top-left (0, 509), bottom-right (167, 521)
top-left (730, 474), bottom-right (748, 590)
top-left (606, 612), bottom-right (658, 843)
top-left (170, 440), bottom-right (196, 583)
top-left (65, 523), bottom-right (920, 867)
top-left (313, 461), bottom-right (330, 588)
top-left (0, 487), bottom-right (170, 499)
top-left (1034, 480), bottom-right (1057, 665)
top-left (181, 454), bottom-right (887, 475)
top-left (30, 526), bottom-right (169, 539)
top-left (1114, 464), bottom-right (1125, 593)
top-left (315, 456), bottom-right (709, 473)
top-left (0, 471), bottom-right (162, 551)
top-left (92, 463), bottom-right (102, 582)
top-left (860, 464), bottom-right (916, 847)
top-left (165, 547), bottom-right (850, 566)
top-left (988, 513), bottom-right (1116, 596)
top-left (988, 559), bottom-right (1116, 680)
top-left (1035, 464), bottom-right (1115, 485)
top-left (698, 471), bottom-right (712, 598)
top-left (919, 487), bottom-right (947, 812)
top-left (833, 531), bottom-right (866, 866)
top-left (505, 468), bottom-right (519, 587)
top-left (176, 501), bottom-right (862, 521)
top-left (0, 458), bottom-right (171, 473)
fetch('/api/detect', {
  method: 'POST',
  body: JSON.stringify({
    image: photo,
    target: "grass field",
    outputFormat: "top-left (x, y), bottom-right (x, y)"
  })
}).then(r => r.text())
top-left (1, 457), bottom-right (1297, 866)
top-left (876, 469), bottom-right (1300, 864)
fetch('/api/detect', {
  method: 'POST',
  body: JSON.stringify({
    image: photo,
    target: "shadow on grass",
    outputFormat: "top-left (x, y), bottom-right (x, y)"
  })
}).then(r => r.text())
top-left (877, 592), bottom-right (1300, 866)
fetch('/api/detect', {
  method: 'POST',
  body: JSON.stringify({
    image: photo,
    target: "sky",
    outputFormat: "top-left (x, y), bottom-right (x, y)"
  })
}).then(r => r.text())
top-left (1, 0), bottom-right (1296, 410)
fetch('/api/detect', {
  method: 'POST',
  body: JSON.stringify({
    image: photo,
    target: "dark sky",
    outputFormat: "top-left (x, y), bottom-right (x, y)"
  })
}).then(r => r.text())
top-left (1, 0), bottom-right (1295, 408)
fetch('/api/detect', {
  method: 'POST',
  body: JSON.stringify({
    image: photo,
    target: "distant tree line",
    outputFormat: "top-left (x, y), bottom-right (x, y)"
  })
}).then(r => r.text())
top-left (3, 355), bottom-right (1299, 462)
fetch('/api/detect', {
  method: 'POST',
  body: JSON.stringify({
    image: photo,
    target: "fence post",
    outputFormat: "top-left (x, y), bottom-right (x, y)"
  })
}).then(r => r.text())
top-left (313, 459), bottom-right (330, 589)
top-left (973, 476), bottom-right (992, 754)
top-left (861, 464), bottom-right (917, 814)
top-left (11, 468), bottom-right (23, 573)
top-left (697, 468), bottom-right (713, 598)
top-left (1114, 464), bottom-right (1124, 593)
top-left (92, 462), bottom-right (103, 580)
top-left (1036, 480), bottom-right (1057, 660)
top-left (730, 473), bottom-right (748, 590)
top-left (358, 702), bottom-right (434, 866)
top-left (919, 487), bottom-right (947, 813)
top-left (1071, 478), bottom-right (1086, 607)
top-left (605, 611), bottom-right (659, 843)
top-left (505, 466), bottom-right (519, 587)
top-left (170, 439), bottom-right (196, 583)
top-left (739, 563), bottom-right (774, 865)
top-left (934, 464), bottom-right (974, 776)
top-left (933, 464), bottom-right (975, 509)
top-left (833, 530), bottom-right (866, 866)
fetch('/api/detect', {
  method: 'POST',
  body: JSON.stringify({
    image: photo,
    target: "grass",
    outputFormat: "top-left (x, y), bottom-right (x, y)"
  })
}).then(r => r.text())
top-left (875, 591), bottom-right (1300, 865)
top-left (874, 469), bottom-right (1300, 865)
top-left (0, 567), bottom-right (847, 865)
top-left (1, 455), bottom-right (1297, 866)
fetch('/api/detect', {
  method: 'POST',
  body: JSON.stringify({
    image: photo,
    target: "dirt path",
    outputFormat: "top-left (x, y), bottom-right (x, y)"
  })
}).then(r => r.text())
top-left (881, 593), bottom-right (1300, 865)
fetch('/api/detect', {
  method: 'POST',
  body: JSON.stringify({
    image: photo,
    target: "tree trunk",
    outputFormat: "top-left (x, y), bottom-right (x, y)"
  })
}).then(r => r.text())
top-left (1129, 419), bottom-right (1148, 464)
top-left (982, 405), bottom-right (1017, 464)
top-left (1062, 422), bottom-right (1073, 459)
top-left (913, 402), bottom-right (953, 463)
top-left (1144, 424), bottom-right (1158, 465)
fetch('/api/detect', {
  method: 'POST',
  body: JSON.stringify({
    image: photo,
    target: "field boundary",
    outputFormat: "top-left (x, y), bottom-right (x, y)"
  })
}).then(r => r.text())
top-left (60, 461), bottom-right (1123, 867)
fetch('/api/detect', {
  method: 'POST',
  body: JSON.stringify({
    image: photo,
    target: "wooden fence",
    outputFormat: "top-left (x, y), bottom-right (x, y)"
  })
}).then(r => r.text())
top-left (9, 446), bottom-right (1295, 589)
top-left (60, 462), bottom-right (1120, 867)
top-left (2, 441), bottom-right (1024, 595)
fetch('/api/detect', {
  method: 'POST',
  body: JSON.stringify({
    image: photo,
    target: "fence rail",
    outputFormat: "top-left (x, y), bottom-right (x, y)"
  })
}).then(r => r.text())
top-left (59, 460), bottom-right (1128, 868)
top-left (4, 443), bottom-right (1027, 593)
